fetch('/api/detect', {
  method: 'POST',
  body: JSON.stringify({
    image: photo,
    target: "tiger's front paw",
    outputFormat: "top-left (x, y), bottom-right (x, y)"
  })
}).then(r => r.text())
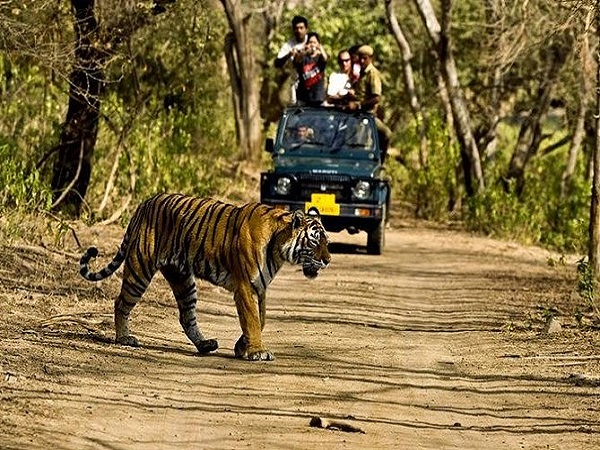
top-left (248, 349), bottom-right (275, 361)
top-left (234, 335), bottom-right (248, 358)
top-left (116, 335), bottom-right (140, 347)
top-left (234, 335), bottom-right (274, 361)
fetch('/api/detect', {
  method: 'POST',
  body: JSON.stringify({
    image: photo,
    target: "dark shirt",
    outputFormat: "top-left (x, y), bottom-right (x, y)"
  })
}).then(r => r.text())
top-left (295, 53), bottom-right (327, 106)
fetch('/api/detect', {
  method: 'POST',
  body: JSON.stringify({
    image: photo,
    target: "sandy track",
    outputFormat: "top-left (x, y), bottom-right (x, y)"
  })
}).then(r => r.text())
top-left (1, 224), bottom-right (599, 449)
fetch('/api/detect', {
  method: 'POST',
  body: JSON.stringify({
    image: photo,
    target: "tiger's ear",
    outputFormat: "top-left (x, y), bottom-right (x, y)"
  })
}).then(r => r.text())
top-left (291, 209), bottom-right (305, 229)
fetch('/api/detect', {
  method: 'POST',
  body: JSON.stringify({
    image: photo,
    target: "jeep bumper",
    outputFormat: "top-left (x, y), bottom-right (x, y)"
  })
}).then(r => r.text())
top-left (260, 199), bottom-right (384, 233)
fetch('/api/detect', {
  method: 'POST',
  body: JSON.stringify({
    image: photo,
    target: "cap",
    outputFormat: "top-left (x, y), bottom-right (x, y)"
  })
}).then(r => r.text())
top-left (357, 45), bottom-right (374, 57)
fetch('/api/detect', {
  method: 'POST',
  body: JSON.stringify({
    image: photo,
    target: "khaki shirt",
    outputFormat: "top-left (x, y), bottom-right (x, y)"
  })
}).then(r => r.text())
top-left (354, 63), bottom-right (382, 112)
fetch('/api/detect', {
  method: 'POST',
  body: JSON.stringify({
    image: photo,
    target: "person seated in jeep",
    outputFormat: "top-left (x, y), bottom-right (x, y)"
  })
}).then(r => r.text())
top-left (296, 124), bottom-right (314, 142)
top-left (283, 121), bottom-right (315, 147)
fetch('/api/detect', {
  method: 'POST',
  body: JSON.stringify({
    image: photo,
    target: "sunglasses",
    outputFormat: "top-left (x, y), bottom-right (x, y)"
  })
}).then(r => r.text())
top-left (339, 58), bottom-right (351, 63)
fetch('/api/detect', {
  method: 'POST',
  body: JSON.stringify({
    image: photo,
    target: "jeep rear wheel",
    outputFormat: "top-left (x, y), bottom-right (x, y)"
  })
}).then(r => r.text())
top-left (367, 206), bottom-right (386, 255)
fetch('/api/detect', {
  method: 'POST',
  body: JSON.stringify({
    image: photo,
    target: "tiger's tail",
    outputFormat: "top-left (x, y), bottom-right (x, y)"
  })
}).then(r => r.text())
top-left (79, 239), bottom-right (128, 282)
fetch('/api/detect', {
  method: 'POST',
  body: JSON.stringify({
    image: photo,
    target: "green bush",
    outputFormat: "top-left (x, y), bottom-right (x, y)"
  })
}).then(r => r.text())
top-left (464, 125), bottom-right (589, 253)
top-left (392, 113), bottom-right (459, 221)
top-left (0, 142), bottom-right (52, 212)
top-left (392, 114), bottom-right (589, 253)
top-left (82, 93), bottom-right (237, 222)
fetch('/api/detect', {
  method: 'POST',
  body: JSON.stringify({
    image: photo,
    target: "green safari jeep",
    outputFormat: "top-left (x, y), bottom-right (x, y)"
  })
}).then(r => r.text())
top-left (260, 106), bottom-right (390, 254)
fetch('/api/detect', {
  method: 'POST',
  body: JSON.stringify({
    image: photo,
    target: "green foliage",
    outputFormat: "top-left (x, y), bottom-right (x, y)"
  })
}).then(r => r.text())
top-left (113, 1), bottom-right (228, 115)
top-left (141, 105), bottom-right (234, 197)
top-left (575, 257), bottom-right (600, 321)
top-left (392, 111), bottom-right (590, 254)
top-left (0, 142), bottom-right (52, 213)
top-left (0, 55), bottom-right (61, 222)
top-left (81, 1), bottom-right (237, 217)
top-left (0, 0), bottom-right (593, 262)
top-left (0, 54), bottom-right (66, 168)
top-left (85, 92), bottom-right (236, 220)
top-left (0, 136), bottom-right (53, 244)
top-left (391, 113), bottom-right (459, 220)
top-left (1, 1), bottom-right (239, 224)
top-left (464, 122), bottom-right (589, 253)
top-left (465, 181), bottom-right (546, 244)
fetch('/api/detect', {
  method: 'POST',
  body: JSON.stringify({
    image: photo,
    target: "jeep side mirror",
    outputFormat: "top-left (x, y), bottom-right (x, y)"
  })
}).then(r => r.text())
top-left (265, 138), bottom-right (274, 153)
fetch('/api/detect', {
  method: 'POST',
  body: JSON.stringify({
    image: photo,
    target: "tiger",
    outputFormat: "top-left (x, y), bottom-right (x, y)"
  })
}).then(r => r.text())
top-left (79, 193), bottom-right (330, 361)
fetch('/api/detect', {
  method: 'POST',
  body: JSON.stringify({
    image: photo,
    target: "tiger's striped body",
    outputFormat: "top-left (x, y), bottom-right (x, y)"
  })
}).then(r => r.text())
top-left (79, 193), bottom-right (330, 361)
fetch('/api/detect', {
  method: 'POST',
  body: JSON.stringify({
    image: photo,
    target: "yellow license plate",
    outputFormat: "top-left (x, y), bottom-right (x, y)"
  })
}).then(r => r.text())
top-left (305, 193), bottom-right (340, 216)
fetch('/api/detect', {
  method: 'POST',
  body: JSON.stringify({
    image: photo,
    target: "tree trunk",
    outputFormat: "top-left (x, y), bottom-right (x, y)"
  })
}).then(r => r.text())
top-left (504, 42), bottom-right (569, 195)
top-left (562, 11), bottom-right (593, 200)
top-left (475, 0), bottom-right (503, 162)
top-left (589, 1), bottom-right (600, 278)
top-left (562, 90), bottom-right (587, 199)
top-left (478, 66), bottom-right (502, 161)
top-left (259, 1), bottom-right (286, 127)
top-left (51, 0), bottom-right (103, 216)
top-left (385, 0), bottom-right (428, 169)
top-left (220, 0), bottom-right (264, 163)
top-left (413, 0), bottom-right (484, 195)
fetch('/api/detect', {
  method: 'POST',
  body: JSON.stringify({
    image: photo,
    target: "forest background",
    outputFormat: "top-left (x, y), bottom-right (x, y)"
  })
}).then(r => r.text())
top-left (0, 0), bottom-right (596, 258)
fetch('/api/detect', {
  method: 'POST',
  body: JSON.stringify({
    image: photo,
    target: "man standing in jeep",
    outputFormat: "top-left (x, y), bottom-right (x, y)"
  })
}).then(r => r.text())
top-left (274, 15), bottom-right (310, 105)
top-left (346, 45), bottom-right (393, 162)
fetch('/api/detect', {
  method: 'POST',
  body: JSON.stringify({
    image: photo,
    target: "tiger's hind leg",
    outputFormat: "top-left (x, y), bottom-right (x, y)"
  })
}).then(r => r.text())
top-left (113, 291), bottom-right (143, 347)
top-left (161, 266), bottom-right (218, 354)
top-left (114, 292), bottom-right (143, 347)
top-left (114, 256), bottom-right (158, 347)
top-left (114, 250), bottom-right (163, 347)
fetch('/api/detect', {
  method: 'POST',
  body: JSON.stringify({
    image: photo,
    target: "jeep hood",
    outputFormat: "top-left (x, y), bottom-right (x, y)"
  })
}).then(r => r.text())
top-left (273, 156), bottom-right (381, 178)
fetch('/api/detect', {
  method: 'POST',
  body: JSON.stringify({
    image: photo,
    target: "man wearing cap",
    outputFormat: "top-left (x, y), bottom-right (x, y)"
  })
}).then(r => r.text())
top-left (348, 45), bottom-right (392, 161)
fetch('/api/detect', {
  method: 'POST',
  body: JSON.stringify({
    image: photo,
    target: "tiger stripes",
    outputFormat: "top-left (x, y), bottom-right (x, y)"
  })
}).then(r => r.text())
top-left (79, 193), bottom-right (330, 361)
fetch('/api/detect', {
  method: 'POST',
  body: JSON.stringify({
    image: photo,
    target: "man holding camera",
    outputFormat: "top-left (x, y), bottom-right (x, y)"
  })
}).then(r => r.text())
top-left (292, 31), bottom-right (328, 106)
top-left (274, 15), bottom-right (310, 105)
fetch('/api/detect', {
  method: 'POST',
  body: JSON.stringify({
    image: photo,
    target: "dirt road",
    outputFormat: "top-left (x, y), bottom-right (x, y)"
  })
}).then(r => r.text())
top-left (1, 221), bottom-right (599, 449)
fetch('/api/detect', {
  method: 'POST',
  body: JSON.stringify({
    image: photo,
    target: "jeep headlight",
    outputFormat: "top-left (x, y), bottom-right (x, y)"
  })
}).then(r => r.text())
top-left (275, 176), bottom-right (292, 195)
top-left (352, 180), bottom-right (371, 200)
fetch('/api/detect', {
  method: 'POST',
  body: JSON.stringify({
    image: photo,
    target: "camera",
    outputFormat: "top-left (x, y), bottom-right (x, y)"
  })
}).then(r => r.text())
top-left (304, 44), bottom-right (317, 55)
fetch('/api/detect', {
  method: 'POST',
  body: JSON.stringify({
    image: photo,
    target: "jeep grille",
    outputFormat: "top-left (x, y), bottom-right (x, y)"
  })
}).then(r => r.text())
top-left (296, 174), bottom-right (353, 202)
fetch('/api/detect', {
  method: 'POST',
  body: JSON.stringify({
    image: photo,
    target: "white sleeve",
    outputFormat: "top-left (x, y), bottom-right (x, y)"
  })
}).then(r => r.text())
top-left (277, 41), bottom-right (293, 59)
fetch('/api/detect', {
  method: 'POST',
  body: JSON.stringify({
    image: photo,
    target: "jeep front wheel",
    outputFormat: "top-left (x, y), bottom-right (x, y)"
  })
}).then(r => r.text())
top-left (367, 206), bottom-right (386, 255)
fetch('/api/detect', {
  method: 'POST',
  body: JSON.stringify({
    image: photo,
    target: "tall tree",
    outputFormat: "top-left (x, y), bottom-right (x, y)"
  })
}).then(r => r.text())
top-left (561, 30), bottom-right (592, 199)
top-left (385, 0), bottom-right (428, 169)
top-left (412, 0), bottom-right (485, 195)
top-left (221, 0), bottom-right (262, 163)
top-left (220, 1), bottom-right (285, 162)
top-left (50, 0), bottom-right (103, 216)
top-left (50, 0), bottom-right (175, 216)
top-left (589, 0), bottom-right (600, 277)
top-left (504, 38), bottom-right (571, 195)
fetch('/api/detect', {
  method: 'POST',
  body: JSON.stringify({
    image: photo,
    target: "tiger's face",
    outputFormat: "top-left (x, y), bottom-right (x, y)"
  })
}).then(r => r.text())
top-left (290, 208), bottom-right (331, 279)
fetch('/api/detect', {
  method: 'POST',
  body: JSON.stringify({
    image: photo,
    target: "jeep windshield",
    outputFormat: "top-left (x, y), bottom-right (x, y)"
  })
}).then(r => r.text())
top-left (278, 108), bottom-right (377, 160)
